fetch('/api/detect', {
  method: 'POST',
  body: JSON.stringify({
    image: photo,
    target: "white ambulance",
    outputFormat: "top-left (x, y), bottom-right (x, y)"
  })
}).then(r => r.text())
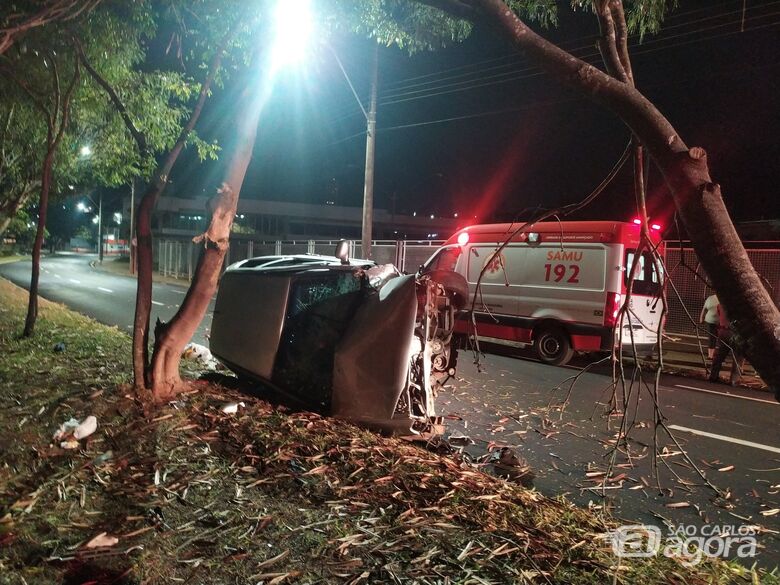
top-left (422, 220), bottom-right (665, 365)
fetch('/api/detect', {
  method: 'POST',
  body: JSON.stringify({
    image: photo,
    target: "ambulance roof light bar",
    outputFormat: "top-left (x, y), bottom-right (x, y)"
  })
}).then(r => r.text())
top-left (632, 218), bottom-right (662, 231)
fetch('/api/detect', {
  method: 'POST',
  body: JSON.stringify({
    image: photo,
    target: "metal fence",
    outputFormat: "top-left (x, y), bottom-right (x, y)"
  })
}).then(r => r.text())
top-left (664, 246), bottom-right (780, 336)
top-left (156, 238), bottom-right (443, 280)
top-left (157, 238), bottom-right (780, 338)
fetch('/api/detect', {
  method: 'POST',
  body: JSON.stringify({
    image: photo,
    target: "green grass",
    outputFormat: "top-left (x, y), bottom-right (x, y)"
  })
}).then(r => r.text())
top-left (0, 277), bottom-right (776, 584)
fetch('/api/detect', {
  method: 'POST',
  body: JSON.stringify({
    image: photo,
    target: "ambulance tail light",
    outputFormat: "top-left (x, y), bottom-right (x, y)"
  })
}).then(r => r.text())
top-left (604, 292), bottom-right (622, 328)
top-left (651, 223), bottom-right (662, 231)
top-left (457, 231), bottom-right (469, 246)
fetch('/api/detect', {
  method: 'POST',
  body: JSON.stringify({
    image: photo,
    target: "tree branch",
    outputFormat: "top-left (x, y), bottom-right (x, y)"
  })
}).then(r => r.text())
top-left (0, 65), bottom-right (53, 130)
top-left (593, 0), bottom-right (629, 83)
top-left (52, 49), bottom-right (79, 150)
top-left (74, 36), bottom-right (148, 155)
top-left (49, 50), bottom-right (61, 132)
top-left (423, 0), bottom-right (686, 163)
top-left (0, 0), bottom-right (102, 56)
top-left (609, 0), bottom-right (634, 84)
top-left (418, 0), bottom-right (479, 21)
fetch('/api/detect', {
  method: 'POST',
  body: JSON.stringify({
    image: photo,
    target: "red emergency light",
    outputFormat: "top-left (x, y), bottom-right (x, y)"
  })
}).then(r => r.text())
top-left (457, 231), bottom-right (470, 246)
top-left (631, 218), bottom-right (662, 231)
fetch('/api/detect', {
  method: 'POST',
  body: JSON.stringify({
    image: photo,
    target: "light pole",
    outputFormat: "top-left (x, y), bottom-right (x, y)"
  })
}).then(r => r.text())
top-left (325, 43), bottom-right (379, 259)
top-left (271, 2), bottom-right (379, 257)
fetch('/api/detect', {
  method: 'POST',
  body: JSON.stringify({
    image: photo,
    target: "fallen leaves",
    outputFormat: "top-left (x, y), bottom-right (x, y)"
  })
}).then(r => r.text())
top-left (84, 532), bottom-right (119, 549)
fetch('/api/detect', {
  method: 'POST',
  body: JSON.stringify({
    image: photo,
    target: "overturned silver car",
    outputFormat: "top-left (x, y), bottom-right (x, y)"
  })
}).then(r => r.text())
top-left (210, 246), bottom-right (467, 436)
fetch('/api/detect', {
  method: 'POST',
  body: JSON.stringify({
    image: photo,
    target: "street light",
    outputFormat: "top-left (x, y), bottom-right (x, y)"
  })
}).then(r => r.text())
top-left (77, 193), bottom-right (103, 264)
top-left (268, 0), bottom-right (378, 258)
top-left (271, 0), bottom-right (313, 71)
top-left (324, 43), bottom-right (378, 259)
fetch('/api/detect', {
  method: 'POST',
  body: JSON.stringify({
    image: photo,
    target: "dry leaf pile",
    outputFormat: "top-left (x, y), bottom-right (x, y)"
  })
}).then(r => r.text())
top-left (0, 278), bottom-right (766, 584)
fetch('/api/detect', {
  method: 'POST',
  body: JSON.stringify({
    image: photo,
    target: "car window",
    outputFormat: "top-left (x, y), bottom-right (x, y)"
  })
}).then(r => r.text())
top-left (427, 246), bottom-right (461, 272)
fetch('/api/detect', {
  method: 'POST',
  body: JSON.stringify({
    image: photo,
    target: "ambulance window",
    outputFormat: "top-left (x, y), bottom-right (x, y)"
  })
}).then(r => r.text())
top-left (625, 250), bottom-right (662, 295)
top-left (427, 246), bottom-right (461, 272)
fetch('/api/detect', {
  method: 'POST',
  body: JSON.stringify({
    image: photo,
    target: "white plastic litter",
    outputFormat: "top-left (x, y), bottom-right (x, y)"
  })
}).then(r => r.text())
top-left (221, 401), bottom-right (245, 414)
top-left (74, 415), bottom-right (98, 439)
top-left (53, 415), bottom-right (98, 448)
top-left (182, 342), bottom-right (220, 370)
top-left (53, 418), bottom-right (80, 441)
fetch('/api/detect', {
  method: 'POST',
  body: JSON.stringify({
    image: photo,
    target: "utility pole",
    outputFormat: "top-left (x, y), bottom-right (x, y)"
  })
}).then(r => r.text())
top-left (361, 46), bottom-right (378, 259)
top-left (98, 191), bottom-right (103, 265)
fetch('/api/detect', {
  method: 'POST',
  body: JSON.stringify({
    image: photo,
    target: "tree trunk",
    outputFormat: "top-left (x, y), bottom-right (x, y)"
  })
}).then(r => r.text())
top-left (131, 37), bottom-right (231, 391)
top-left (132, 177), bottom-right (165, 387)
top-left (22, 152), bottom-right (53, 337)
top-left (19, 53), bottom-right (78, 337)
top-left (424, 0), bottom-right (780, 395)
top-left (147, 84), bottom-right (264, 401)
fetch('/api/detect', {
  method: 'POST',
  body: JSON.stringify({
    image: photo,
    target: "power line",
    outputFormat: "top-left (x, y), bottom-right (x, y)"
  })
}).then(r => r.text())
top-left (378, 12), bottom-right (779, 107)
top-left (322, 2), bottom-right (759, 125)
top-left (375, 50), bottom-right (780, 135)
top-left (380, 8), bottom-right (780, 102)
top-left (381, 0), bottom-right (773, 93)
top-left (321, 7), bottom-right (778, 138)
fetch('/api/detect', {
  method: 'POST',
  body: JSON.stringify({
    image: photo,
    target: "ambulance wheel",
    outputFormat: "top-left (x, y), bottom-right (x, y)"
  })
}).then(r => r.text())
top-left (533, 326), bottom-right (574, 366)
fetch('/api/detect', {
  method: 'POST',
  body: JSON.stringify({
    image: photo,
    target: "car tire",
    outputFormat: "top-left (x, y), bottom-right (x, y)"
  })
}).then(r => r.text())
top-left (533, 326), bottom-right (574, 366)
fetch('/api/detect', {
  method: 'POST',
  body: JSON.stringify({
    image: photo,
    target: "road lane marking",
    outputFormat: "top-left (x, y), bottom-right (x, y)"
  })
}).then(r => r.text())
top-left (69, 279), bottom-right (81, 284)
top-left (97, 287), bottom-right (113, 293)
top-left (151, 301), bottom-right (164, 306)
top-left (170, 289), bottom-right (186, 295)
top-left (668, 424), bottom-right (780, 454)
top-left (674, 384), bottom-right (778, 405)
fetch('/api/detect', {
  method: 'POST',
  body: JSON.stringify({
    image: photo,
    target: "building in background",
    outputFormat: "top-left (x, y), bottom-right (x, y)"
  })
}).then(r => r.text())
top-left (123, 196), bottom-right (463, 242)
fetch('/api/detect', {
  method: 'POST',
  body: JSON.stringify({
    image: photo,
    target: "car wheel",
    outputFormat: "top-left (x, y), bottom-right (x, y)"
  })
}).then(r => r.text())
top-left (533, 326), bottom-right (574, 366)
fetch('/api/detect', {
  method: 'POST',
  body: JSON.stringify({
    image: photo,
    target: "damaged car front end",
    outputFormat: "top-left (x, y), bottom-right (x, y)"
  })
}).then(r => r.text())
top-left (210, 249), bottom-right (467, 437)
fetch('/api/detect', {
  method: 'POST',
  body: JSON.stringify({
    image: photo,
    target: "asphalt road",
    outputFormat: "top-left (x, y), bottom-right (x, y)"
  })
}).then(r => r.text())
top-left (1, 253), bottom-right (778, 568)
top-left (0, 253), bottom-right (213, 345)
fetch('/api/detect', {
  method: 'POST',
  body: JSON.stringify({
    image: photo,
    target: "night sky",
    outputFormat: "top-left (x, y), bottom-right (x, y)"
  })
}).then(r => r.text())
top-left (169, 0), bottom-right (779, 228)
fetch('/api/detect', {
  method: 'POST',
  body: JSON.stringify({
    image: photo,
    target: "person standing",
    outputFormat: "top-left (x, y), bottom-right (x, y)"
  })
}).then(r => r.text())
top-left (699, 293), bottom-right (720, 360)
top-left (708, 301), bottom-right (745, 386)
